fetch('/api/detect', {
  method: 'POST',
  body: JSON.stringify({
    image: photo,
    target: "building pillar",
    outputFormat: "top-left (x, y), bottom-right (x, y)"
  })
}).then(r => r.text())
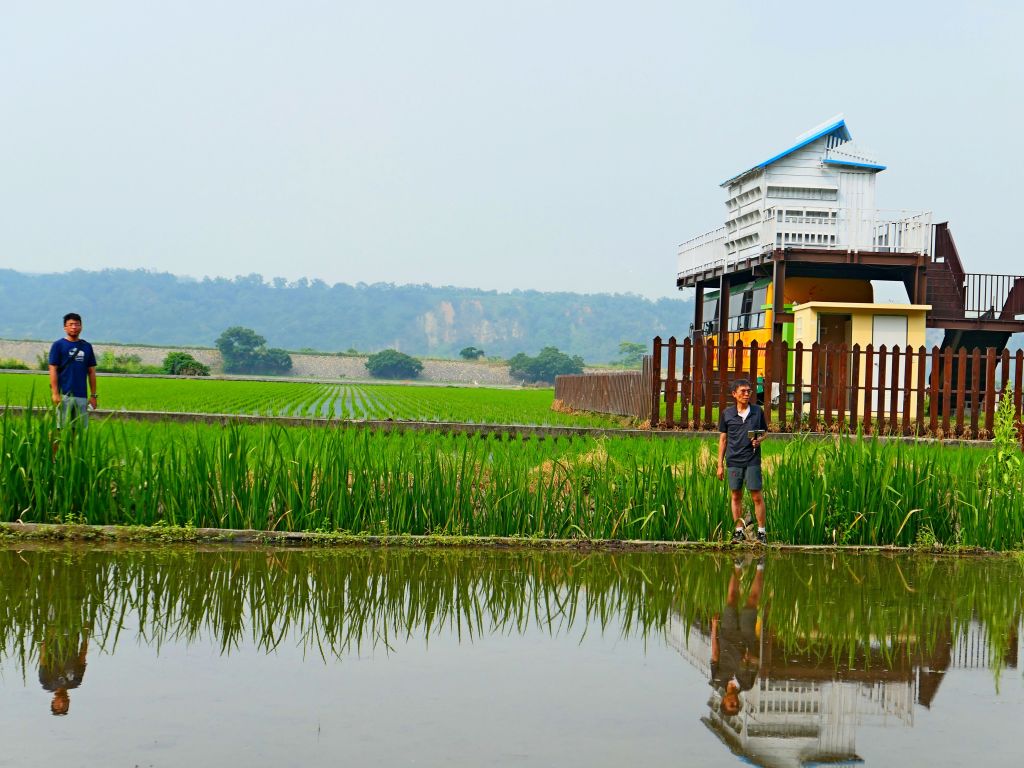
top-left (771, 258), bottom-right (787, 345)
top-left (693, 283), bottom-right (705, 339)
top-left (717, 275), bottom-right (730, 353)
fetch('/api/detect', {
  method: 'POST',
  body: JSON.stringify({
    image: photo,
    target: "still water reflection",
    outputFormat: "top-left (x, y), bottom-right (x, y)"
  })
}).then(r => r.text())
top-left (1, 545), bottom-right (1021, 767)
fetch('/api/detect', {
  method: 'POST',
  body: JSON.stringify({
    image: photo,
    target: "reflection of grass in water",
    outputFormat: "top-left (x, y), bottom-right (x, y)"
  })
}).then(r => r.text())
top-left (1, 548), bottom-right (1021, 689)
top-left (5, 408), bottom-right (1024, 547)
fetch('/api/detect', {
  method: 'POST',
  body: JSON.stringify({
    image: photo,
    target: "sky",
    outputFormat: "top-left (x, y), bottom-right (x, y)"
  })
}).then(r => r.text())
top-left (1, 1), bottom-right (1021, 300)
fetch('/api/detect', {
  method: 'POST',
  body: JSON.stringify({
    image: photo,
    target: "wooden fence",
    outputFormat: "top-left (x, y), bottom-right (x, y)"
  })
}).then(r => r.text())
top-left (555, 357), bottom-right (653, 420)
top-left (651, 336), bottom-right (1024, 440)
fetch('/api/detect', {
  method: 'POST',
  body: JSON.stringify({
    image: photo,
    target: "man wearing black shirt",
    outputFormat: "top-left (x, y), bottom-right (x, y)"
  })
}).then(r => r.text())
top-left (716, 379), bottom-right (768, 544)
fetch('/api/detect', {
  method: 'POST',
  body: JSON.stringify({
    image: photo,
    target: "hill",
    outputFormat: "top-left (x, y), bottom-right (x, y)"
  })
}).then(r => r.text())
top-left (0, 269), bottom-right (691, 363)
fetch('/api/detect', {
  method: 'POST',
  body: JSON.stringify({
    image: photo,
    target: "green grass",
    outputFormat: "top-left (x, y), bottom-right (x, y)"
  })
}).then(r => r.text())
top-left (0, 372), bottom-right (628, 427)
top-left (2, 408), bottom-right (1022, 548)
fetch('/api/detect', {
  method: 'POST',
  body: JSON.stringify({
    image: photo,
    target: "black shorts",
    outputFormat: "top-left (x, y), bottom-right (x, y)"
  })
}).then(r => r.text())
top-left (727, 464), bottom-right (762, 492)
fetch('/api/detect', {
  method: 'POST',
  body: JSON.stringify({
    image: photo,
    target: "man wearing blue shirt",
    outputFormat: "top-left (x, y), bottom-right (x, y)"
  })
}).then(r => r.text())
top-left (48, 313), bottom-right (98, 427)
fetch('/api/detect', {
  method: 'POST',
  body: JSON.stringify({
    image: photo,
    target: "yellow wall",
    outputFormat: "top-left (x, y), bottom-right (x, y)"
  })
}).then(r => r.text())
top-left (791, 302), bottom-right (930, 418)
top-left (721, 278), bottom-right (874, 373)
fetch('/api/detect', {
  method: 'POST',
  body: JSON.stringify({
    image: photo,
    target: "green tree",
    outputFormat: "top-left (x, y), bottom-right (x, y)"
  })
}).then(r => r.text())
top-left (216, 326), bottom-right (267, 373)
top-left (459, 346), bottom-right (485, 360)
top-left (365, 349), bottom-right (424, 379)
top-left (215, 326), bottom-right (293, 375)
top-left (616, 341), bottom-right (646, 367)
top-left (508, 347), bottom-right (584, 384)
top-left (162, 351), bottom-right (211, 376)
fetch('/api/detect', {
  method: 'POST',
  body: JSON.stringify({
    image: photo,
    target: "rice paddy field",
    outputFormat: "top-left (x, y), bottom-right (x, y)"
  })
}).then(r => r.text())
top-left (0, 371), bottom-right (627, 427)
top-left (3, 407), bottom-right (1022, 549)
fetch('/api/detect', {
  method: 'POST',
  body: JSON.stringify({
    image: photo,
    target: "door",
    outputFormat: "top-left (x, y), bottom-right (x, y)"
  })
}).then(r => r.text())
top-left (872, 315), bottom-right (908, 412)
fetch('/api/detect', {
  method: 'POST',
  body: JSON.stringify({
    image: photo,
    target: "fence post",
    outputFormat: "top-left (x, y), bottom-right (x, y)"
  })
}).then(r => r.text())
top-left (862, 344), bottom-right (874, 435)
top-left (704, 339), bottom-right (716, 429)
top-left (902, 345), bottom-right (915, 435)
top-left (665, 337), bottom-right (678, 429)
top-left (984, 347), bottom-right (997, 437)
top-left (888, 345), bottom-right (900, 433)
top-left (748, 340), bottom-right (759, 406)
top-left (914, 345), bottom-right (926, 436)
top-left (928, 346), bottom-right (940, 436)
top-left (680, 338), bottom-right (692, 428)
top-left (970, 348), bottom-right (982, 437)
top-left (1015, 350), bottom-right (1024, 440)
top-left (650, 336), bottom-right (662, 427)
top-left (849, 344), bottom-right (861, 431)
top-left (808, 342), bottom-right (820, 432)
top-left (793, 341), bottom-right (804, 430)
top-left (955, 348), bottom-right (967, 436)
top-left (823, 344), bottom-right (834, 431)
top-left (718, 342), bottom-right (730, 423)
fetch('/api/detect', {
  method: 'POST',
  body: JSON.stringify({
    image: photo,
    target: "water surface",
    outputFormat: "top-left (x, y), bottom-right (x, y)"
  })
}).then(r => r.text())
top-left (1, 545), bottom-right (1021, 767)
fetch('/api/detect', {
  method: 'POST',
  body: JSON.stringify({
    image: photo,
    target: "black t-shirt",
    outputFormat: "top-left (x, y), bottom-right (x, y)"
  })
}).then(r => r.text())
top-left (718, 404), bottom-right (767, 468)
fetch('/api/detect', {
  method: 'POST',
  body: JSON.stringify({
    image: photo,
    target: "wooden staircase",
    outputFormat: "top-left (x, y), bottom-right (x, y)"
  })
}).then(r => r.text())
top-left (926, 222), bottom-right (1024, 353)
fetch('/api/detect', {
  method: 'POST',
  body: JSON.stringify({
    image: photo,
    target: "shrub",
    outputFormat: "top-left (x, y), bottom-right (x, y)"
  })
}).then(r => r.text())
top-left (95, 352), bottom-right (162, 374)
top-left (0, 357), bottom-right (28, 370)
top-left (459, 346), bottom-right (485, 360)
top-left (508, 347), bottom-right (584, 384)
top-left (162, 352), bottom-right (211, 377)
top-left (365, 349), bottom-right (423, 379)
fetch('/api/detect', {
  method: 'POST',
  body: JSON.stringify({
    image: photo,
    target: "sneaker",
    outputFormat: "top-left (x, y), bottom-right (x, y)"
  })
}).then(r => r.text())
top-left (755, 530), bottom-right (768, 545)
top-left (731, 528), bottom-right (746, 544)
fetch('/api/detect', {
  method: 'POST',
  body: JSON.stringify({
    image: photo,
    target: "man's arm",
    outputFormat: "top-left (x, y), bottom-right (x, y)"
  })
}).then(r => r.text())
top-left (717, 432), bottom-right (727, 480)
top-left (87, 367), bottom-right (98, 407)
top-left (48, 365), bottom-right (60, 405)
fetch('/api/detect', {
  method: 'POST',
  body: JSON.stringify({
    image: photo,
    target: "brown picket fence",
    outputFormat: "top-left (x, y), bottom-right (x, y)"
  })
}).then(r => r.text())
top-left (650, 336), bottom-right (1024, 440)
top-left (554, 357), bottom-right (653, 419)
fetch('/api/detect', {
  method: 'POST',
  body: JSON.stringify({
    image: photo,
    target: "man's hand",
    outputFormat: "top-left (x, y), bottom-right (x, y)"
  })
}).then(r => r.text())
top-left (51, 392), bottom-right (61, 405)
top-left (751, 438), bottom-right (761, 448)
top-left (88, 395), bottom-right (97, 409)
top-left (716, 463), bottom-right (724, 481)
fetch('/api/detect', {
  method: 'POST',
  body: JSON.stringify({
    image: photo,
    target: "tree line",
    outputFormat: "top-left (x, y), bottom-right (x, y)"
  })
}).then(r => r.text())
top-left (0, 268), bottom-right (689, 363)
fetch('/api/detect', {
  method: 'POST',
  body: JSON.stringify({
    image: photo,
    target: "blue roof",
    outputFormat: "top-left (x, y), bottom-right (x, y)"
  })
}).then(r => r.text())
top-left (721, 117), bottom-right (853, 186)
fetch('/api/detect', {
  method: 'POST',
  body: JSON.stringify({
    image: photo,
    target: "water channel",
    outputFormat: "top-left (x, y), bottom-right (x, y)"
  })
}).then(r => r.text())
top-left (1, 544), bottom-right (1021, 767)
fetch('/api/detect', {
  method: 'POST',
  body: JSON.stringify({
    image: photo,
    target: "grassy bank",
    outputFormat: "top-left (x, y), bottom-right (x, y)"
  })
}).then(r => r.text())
top-left (1, 408), bottom-right (1022, 548)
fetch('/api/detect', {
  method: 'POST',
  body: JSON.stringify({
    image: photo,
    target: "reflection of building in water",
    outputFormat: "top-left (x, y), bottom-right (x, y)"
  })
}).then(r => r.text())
top-left (669, 617), bottom-right (1019, 767)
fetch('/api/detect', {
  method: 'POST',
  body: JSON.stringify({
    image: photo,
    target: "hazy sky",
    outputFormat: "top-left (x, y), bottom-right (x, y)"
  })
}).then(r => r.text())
top-left (1, 1), bottom-right (1020, 299)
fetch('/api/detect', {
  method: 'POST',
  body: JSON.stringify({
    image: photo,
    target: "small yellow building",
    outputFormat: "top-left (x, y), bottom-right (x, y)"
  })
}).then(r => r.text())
top-left (791, 301), bottom-right (931, 416)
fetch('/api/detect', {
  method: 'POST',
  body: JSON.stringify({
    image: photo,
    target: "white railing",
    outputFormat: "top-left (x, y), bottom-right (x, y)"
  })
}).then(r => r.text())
top-left (678, 209), bottom-right (932, 279)
top-left (677, 226), bottom-right (727, 278)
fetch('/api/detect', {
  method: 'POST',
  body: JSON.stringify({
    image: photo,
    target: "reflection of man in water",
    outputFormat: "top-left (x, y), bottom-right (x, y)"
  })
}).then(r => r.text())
top-left (710, 558), bottom-right (764, 716)
top-left (39, 631), bottom-right (90, 716)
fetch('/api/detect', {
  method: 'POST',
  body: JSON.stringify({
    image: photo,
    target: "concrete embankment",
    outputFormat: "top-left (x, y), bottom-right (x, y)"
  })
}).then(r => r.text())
top-left (0, 338), bottom-right (521, 385)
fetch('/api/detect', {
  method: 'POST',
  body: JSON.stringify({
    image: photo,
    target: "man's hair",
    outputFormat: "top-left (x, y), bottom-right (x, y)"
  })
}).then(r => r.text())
top-left (730, 378), bottom-right (752, 394)
top-left (63, 313), bottom-right (82, 324)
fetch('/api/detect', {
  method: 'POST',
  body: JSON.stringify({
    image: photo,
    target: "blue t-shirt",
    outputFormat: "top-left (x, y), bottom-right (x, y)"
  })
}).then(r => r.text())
top-left (48, 338), bottom-right (97, 398)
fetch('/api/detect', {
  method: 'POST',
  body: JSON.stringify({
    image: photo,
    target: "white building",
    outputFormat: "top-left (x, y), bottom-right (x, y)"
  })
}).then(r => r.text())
top-left (678, 115), bottom-right (931, 283)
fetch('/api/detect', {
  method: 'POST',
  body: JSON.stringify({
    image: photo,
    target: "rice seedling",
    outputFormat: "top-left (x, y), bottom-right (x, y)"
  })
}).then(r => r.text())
top-left (2, 407), bottom-right (1021, 548)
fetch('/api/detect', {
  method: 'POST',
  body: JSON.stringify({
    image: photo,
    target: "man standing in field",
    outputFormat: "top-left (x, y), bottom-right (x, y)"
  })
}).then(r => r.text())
top-left (716, 378), bottom-right (768, 544)
top-left (48, 313), bottom-right (98, 428)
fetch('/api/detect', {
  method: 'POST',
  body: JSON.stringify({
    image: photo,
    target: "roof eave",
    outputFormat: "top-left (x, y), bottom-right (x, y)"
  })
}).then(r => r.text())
top-left (720, 118), bottom-right (852, 187)
top-left (822, 158), bottom-right (887, 172)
